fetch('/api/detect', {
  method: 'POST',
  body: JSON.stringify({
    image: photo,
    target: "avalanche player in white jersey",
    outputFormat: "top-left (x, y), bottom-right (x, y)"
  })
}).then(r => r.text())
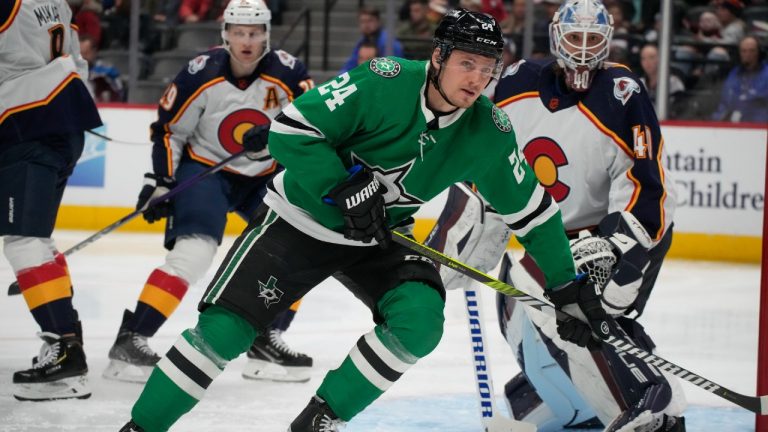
top-left (0, 0), bottom-right (101, 401)
top-left (428, 0), bottom-right (686, 431)
top-left (103, 0), bottom-right (316, 384)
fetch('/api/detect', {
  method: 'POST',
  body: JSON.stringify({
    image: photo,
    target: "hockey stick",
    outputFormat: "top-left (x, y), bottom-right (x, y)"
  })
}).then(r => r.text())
top-left (7, 151), bottom-right (246, 296)
top-left (392, 231), bottom-right (768, 415)
top-left (462, 285), bottom-right (536, 432)
top-left (86, 129), bottom-right (152, 146)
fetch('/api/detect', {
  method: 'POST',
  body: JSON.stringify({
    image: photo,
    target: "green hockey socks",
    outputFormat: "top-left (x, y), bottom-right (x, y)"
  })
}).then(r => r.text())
top-left (131, 306), bottom-right (256, 431)
top-left (317, 282), bottom-right (445, 421)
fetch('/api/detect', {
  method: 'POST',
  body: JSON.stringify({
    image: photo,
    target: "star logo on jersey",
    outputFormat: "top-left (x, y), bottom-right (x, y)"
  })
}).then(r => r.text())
top-left (351, 153), bottom-right (424, 207)
top-left (613, 77), bottom-right (641, 106)
top-left (370, 57), bottom-right (401, 78)
top-left (258, 276), bottom-right (283, 308)
top-left (492, 106), bottom-right (512, 133)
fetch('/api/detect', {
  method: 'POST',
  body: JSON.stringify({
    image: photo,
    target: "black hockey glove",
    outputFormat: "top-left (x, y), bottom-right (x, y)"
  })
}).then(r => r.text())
top-left (242, 124), bottom-right (270, 161)
top-left (324, 165), bottom-right (390, 248)
top-left (545, 274), bottom-right (611, 348)
top-left (135, 173), bottom-right (176, 223)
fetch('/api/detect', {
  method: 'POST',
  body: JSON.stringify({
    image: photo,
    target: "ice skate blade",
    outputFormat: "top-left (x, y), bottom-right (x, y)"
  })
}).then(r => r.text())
top-left (242, 359), bottom-right (311, 383)
top-left (102, 359), bottom-right (154, 383)
top-left (13, 374), bottom-right (91, 401)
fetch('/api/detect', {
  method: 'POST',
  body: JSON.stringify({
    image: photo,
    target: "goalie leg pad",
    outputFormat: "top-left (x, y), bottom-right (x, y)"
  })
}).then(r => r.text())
top-left (426, 183), bottom-right (510, 290)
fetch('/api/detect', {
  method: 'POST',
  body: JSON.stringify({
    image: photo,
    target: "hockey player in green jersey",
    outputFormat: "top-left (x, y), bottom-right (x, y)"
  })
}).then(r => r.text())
top-left (121, 9), bottom-right (610, 432)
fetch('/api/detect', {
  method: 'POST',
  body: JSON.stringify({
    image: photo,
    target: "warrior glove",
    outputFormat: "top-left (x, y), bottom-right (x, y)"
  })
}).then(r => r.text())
top-left (545, 274), bottom-right (611, 348)
top-left (242, 124), bottom-right (271, 161)
top-left (136, 173), bottom-right (176, 223)
top-left (325, 165), bottom-right (390, 248)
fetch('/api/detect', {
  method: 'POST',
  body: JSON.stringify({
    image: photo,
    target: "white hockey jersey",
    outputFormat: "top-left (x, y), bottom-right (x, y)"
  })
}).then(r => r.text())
top-left (150, 48), bottom-right (314, 178)
top-left (0, 0), bottom-right (100, 143)
top-left (493, 59), bottom-right (676, 242)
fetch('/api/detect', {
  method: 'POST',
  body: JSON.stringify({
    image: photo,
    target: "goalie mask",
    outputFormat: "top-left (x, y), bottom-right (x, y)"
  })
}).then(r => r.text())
top-left (549, 0), bottom-right (614, 91)
top-left (221, 0), bottom-right (271, 65)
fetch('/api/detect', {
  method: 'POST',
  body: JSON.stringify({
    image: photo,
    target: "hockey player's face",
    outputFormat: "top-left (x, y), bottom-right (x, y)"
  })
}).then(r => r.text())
top-left (227, 24), bottom-right (267, 64)
top-left (435, 50), bottom-right (496, 108)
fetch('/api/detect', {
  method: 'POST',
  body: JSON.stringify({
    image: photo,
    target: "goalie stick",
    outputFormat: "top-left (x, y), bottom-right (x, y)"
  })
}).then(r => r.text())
top-left (391, 231), bottom-right (768, 415)
top-left (462, 285), bottom-right (536, 432)
top-left (7, 151), bottom-right (246, 296)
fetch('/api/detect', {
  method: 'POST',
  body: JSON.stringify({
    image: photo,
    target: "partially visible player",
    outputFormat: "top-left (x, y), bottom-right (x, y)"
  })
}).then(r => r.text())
top-left (427, 0), bottom-right (686, 431)
top-left (102, 0), bottom-right (315, 384)
top-left (119, 9), bottom-right (613, 432)
top-left (0, 0), bottom-right (102, 400)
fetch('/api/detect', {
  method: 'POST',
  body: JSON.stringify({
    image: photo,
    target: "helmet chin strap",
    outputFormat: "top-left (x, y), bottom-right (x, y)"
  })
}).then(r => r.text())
top-left (429, 57), bottom-right (460, 110)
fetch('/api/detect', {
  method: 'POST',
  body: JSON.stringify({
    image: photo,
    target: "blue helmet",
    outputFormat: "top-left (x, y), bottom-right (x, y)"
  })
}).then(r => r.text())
top-left (549, 0), bottom-right (614, 90)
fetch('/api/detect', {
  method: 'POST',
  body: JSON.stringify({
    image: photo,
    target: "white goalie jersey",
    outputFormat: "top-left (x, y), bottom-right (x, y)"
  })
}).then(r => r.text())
top-left (494, 59), bottom-right (676, 243)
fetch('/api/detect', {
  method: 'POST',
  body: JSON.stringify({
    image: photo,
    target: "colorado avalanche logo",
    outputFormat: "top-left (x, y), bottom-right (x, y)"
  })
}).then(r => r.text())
top-left (187, 55), bottom-right (210, 75)
top-left (613, 77), bottom-right (641, 106)
top-left (501, 59), bottom-right (526, 78)
top-left (218, 109), bottom-right (271, 155)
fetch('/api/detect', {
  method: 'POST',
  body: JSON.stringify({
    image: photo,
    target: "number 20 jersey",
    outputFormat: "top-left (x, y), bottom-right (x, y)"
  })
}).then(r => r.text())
top-left (493, 59), bottom-right (677, 242)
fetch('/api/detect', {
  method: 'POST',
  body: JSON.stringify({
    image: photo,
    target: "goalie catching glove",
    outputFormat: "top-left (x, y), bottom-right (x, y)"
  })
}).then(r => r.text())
top-left (324, 165), bottom-right (390, 248)
top-left (136, 173), bottom-right (176, 223)
top-left (570, 212), bottom-right (652, 316)
top-left (545, 274), bottom-right (611, 348)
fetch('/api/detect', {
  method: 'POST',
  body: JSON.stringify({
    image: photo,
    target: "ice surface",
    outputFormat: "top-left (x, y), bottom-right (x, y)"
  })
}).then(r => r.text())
top-left (0, 231), bottom-right (760, 431)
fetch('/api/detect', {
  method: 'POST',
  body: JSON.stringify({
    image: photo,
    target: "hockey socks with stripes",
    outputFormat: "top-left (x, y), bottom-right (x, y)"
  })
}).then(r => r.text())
top-left (317, 282), bottom-right (444, 421)
top-left (130, 306), bottom-right (256, 431)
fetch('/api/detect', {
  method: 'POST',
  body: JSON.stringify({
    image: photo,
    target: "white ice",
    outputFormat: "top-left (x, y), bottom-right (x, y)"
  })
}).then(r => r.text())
top-left (0, 231), bottom-right (760, 431)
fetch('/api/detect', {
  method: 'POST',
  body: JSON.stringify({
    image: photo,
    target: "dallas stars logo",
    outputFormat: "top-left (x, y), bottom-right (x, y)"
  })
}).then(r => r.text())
top-left (369, 57), bottom-right (401, 78)
top-left (492, 106), bottom-right (512, 133)
top-left (351, 153), bottom-right (424, 207)
top-left (258, 276), bottom-right (283, 308)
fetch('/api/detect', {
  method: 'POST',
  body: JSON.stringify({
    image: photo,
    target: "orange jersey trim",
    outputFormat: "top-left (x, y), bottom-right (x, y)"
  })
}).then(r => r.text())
top-left (496, 91), bottom-right (539, 108)
top-left (0, 0), bottom-right (21, 34)
top-left (578, 103), bottom-right (634, 158)
top-left (260, 73), bottom-right (295, 101)
top-left (0, 72), bottom-right (80, 124)
top-left (186, 146), bottom-right (278, 177)
top-left (162, 77), bottom-right (226, 175)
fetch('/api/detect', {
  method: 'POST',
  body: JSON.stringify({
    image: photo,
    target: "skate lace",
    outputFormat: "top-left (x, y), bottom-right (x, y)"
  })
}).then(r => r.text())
top-left (317, 415), bottom-right (346, 432)
top-left (32, 332), bottom-right (61, 368)
top-left (131, 334), bottom-right (156, 356)
top-left (269, 330), bottom-right (300, 357)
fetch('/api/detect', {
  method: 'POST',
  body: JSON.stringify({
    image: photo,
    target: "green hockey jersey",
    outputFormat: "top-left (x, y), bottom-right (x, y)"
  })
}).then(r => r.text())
top-left (265, 57), bottom-right (575, 288)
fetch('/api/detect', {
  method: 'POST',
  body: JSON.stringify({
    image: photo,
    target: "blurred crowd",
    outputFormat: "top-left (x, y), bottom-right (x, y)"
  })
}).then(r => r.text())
top-left (70, 0), bottom-right (767, 122)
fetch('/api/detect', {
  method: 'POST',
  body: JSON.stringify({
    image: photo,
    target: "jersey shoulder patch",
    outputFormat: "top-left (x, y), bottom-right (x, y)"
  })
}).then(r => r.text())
top-left (274, 49), bottom-right (297, 69)
top-left (491, 105), bottom-right (513, 132)
top-left (187, 54), bottom-right (210, 75)
top-left (369, 57), bottom-right (401, 78)
top-left (612, 76), bottom-right (642, 106)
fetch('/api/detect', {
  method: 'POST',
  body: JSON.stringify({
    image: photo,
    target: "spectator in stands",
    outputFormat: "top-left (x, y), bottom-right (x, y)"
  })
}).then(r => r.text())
top-left (712, 36), bottom-right (768, 123)
top-left (715, 0), bottom-right (747, 44)
top-left (79, 34), bottom-right (126, 102)
top-left (179, 0), bottom-right (229, 23)
top-left (639, 43), bottom-right (686, 111)
top-left (340, 6), bottom-right (404, 73)
top-left (427, 0), bottom-right (449, 24)
top-left (506, 0), bottom-right (527, 35)
top-left (397, 0), bottom-right (437, 60)
top-left (68, 0), bottom-right (103, 48)
top-left (356, 40), bottom-right (380, 66)
top-left (533, 0), bottom-right (561, 55)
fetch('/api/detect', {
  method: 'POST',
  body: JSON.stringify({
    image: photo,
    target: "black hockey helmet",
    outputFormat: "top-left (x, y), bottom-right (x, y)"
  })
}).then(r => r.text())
top-left (433, 8), bottom-right (504, 64)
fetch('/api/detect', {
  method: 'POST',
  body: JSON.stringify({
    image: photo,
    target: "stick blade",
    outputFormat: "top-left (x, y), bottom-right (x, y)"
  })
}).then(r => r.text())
top-left (7, 281), bottom-right (20, 296)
